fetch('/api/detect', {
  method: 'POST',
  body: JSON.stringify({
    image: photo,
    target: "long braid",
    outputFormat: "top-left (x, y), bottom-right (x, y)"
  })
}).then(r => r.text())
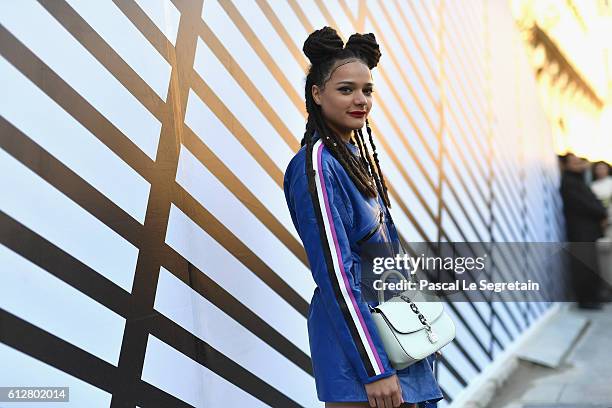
top-left (365, 119), bottom-right (391, 208)
top-left (353, 129), bottom-right (372, 177)
top-left (301, 115), bottom-right (316, 148)
top-left (356, 129), bottom-right (374, 176)
top-left (304, 131), bottom-right (317, 195)
top-left (357, 128), bottom-right (388, 211)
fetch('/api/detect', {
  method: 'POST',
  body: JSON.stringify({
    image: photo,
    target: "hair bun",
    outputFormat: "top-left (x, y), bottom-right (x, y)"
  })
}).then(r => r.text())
top-left (303, 26), bottom-right (344, 65)
top-left (345, 33), bottom-right (381, 69)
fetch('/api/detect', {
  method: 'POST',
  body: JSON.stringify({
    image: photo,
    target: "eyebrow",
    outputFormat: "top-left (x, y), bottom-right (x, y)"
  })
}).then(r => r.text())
top-left (335, 81), bottom-right (374, 86)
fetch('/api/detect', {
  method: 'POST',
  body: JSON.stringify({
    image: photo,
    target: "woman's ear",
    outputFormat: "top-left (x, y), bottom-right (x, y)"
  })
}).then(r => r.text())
top-left (312, 84), bottom-right (321, 106)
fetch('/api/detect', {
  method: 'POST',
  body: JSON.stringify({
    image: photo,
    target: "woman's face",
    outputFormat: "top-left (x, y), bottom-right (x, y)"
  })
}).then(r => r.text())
top-left (312, 60), bottom-right (374, 139)
top-left (594, 162), bottom-right (609, 180)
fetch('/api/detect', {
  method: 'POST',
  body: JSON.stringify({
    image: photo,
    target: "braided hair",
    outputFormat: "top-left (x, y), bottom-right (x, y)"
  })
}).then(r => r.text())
top-left (301, 26), bottom-right (391, 208)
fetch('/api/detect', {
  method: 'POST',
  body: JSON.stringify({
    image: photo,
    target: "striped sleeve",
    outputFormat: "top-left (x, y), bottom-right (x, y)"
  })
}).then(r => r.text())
top-left (302, 139), bottom-right (396, 383)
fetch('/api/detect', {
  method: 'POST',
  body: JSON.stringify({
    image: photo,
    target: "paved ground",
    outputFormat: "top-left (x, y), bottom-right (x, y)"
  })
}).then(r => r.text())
top-left (486, 302), bottom-right (612, 408)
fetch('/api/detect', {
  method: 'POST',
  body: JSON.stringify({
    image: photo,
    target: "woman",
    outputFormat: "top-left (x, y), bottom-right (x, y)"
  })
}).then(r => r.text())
top-left (283, 27), bottom-right (443, 408)
top-left (591, 161), bottom-right (612, 238)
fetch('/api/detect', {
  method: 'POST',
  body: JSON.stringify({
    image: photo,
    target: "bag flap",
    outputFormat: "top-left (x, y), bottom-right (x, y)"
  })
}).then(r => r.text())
top-left (374, 296), bottom-right (444, 334)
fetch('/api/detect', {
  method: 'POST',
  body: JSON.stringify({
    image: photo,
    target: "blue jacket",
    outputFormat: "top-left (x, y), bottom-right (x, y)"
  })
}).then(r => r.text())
top-left (283, 132), bottom-right (443, 404)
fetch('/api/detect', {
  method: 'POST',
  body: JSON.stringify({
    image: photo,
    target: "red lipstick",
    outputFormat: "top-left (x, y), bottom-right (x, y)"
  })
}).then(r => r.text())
top-left (348, 111), bottom-right (366, 118)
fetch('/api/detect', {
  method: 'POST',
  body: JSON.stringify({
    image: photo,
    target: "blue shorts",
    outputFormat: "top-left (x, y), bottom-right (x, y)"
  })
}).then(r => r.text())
top-left (309, 291), bottom-right (444, 405)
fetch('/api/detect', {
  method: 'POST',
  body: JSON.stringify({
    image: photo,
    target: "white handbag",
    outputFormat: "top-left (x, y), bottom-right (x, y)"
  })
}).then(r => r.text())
top-left (369, 269), bottom-right (456, 370)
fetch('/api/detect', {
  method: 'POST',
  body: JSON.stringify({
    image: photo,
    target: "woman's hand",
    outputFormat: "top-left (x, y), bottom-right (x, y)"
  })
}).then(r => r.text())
top-left (364, 373), bottom-right (403, 408)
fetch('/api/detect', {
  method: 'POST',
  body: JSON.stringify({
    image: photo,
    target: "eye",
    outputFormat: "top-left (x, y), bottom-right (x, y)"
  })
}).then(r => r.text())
top-left (338, 86), bottom-right (352, 94)
top-left (364, 88), bottom-right (374, 96)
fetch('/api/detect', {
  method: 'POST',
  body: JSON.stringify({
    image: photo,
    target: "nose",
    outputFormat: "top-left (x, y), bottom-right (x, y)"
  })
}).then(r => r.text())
top-left (354, 90), bottom-right (367, 107)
